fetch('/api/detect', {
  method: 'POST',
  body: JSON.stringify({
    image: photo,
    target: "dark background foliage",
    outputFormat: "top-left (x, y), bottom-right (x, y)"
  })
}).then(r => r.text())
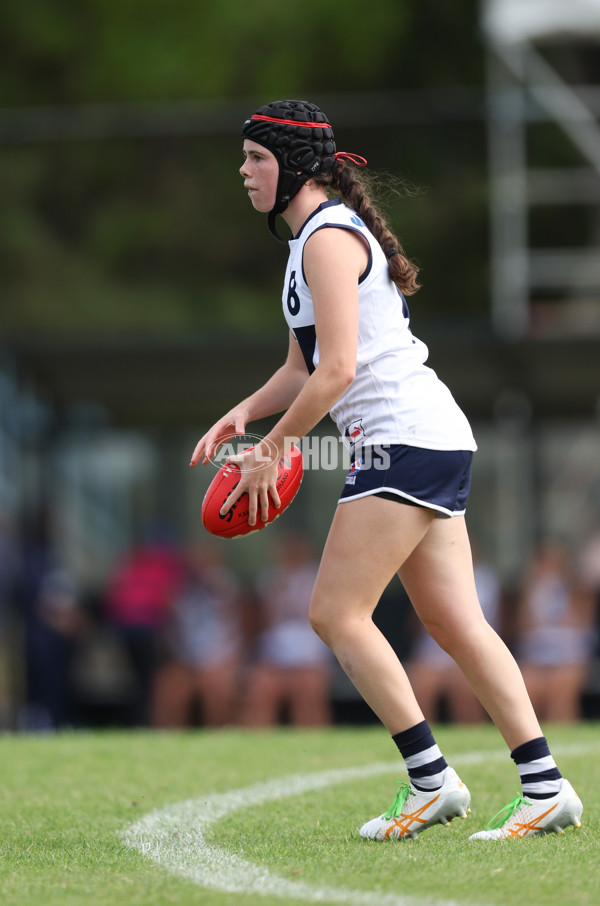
top-left (0, 0), bottom-right (490, 336)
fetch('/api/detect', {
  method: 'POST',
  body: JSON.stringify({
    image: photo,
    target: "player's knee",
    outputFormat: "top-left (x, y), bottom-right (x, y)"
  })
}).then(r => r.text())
top-left (309, 611), bottom-right (330, 646)
top-left (309, 600), bottom-right (334, 647)
top-left (421, 618), bottom-right (456, 654)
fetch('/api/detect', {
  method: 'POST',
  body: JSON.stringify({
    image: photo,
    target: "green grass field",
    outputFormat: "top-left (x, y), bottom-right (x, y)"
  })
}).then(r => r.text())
top-left (1, 722), bottom-right (599, 906)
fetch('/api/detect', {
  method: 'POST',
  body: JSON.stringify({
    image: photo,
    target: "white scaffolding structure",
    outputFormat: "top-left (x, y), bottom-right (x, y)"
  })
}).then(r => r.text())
top-left (482, 0), bottom-right (600, 338)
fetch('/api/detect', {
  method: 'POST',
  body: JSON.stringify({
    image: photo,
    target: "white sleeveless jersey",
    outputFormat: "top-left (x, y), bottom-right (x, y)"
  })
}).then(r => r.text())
top-left (282, 199), bottom-right (477, 452)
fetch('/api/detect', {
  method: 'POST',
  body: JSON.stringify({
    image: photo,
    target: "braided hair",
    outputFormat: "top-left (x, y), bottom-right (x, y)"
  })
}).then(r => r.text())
top-left (313, 161), bottom-right (421, 297)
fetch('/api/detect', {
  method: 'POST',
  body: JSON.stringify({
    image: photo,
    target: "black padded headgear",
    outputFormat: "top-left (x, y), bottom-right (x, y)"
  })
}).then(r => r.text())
top-left (242, 99), bottom-right (336, 241)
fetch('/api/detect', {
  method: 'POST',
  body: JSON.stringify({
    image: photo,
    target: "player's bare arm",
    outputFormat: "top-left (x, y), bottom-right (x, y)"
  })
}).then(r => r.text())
top-left (190, 330), bottom-right (309, 467)
top-left (258, 226), bottom-right (366, 455)
top-left (215, 228), bottom-right (365, 525)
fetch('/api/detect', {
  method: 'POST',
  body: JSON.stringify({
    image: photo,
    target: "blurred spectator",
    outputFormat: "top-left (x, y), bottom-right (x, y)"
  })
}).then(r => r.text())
top-left (407, 549), bottom-right (502, 723)
top-left (239, 531), bottom-right (333, 727)
top-left (152, 540), bottom-right (243, 728)
top-left (103, 522), bottom-right (184, 726)
top-left (579, 531), bottom-right (600, 655)
top-left (18, 508), bottom-right (85, 731)
top-left (516, 540), bottom-right (595, 722)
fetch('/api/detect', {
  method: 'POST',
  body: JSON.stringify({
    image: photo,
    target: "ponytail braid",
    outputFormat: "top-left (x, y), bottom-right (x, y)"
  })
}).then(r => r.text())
top-left (315, 161), bottom-right (421, 296)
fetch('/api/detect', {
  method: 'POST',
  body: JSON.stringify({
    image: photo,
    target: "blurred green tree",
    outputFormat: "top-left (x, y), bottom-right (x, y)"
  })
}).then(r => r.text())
top-left (0, 0), bottom-right (487, 335)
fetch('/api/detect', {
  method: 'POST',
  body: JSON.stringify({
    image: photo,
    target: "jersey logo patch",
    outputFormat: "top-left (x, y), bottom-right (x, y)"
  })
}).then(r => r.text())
top-left (345, 418), bottom-right (366, 446)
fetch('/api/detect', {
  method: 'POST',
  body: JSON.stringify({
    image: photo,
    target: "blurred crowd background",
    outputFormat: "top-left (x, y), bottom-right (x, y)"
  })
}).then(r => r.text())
top-left (1, 0), bottom-right (600, 730)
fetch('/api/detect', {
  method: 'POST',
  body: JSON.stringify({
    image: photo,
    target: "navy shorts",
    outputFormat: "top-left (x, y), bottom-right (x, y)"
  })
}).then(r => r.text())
top-left (338, 444), bottom-right (473, 517)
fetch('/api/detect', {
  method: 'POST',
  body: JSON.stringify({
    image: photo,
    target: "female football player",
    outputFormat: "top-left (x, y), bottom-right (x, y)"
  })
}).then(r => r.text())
top-left (191, 100), bottom-right (583, 841)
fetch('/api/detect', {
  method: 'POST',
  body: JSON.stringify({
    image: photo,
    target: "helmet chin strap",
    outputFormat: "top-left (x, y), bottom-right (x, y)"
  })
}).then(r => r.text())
top-left (267, 209), bottom-right (289, 243)
top-left (267, 167), bottom-right (310, 243)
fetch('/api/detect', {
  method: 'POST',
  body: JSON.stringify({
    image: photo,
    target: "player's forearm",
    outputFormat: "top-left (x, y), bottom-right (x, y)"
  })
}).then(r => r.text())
top-left (243, 362), bottom-right (309, 422)
top-left (263, 364), bottom-right (354, 453)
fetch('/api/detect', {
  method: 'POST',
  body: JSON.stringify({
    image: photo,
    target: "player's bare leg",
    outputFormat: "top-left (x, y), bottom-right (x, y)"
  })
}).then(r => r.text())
top-left (398, 516), bottom-right (541, 750)
top-left (309, 495), bottom-right (434, 734)
top-left (397, 515), bottom-right (583, 841)
top-left (310, 495), bottom-right (471, 840)
top-left (309, 497), bottom-right (582, 842)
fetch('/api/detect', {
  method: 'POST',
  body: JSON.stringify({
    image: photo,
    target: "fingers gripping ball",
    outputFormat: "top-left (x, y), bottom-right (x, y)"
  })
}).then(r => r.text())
top-left (201, 445), bottom-right (304, 539)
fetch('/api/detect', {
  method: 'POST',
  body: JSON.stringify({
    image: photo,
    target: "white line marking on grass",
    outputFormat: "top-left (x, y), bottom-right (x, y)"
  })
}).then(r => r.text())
top-left (123, 741), bottom-right (598, 906)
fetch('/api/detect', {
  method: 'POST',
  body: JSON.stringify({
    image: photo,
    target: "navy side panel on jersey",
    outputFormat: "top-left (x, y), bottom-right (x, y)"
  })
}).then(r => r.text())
top-left (293, 326), bottom-right (317, 374)
top-left (397, 286), bottom-right (410, 320)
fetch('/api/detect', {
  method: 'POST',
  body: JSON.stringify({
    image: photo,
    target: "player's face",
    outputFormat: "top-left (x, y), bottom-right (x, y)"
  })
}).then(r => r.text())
top-left (240, 140), bottom-right (279, 212)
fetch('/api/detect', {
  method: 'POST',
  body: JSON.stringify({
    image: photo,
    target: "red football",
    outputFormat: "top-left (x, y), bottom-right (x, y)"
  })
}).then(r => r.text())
top-left (201, 445), bottom-right (304, 538)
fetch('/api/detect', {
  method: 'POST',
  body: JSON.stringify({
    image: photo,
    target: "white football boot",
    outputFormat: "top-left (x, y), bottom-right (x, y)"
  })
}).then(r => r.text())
top-left (469, 779), bottom-right (583, 840)
top-left (359, 767), bottom-right (471, 841)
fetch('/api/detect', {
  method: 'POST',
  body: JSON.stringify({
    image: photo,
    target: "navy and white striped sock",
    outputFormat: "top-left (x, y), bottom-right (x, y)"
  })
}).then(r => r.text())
top-left (392, 720), bottom-right (448, 792)
top-left (511, 737), bottom-right (563, 800)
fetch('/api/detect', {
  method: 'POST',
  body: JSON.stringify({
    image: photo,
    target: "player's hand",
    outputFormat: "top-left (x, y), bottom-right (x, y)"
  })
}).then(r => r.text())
top-left (220, 443), bottom-right (281, 526)
top-left (189, 408), bottom-right (249, 467)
